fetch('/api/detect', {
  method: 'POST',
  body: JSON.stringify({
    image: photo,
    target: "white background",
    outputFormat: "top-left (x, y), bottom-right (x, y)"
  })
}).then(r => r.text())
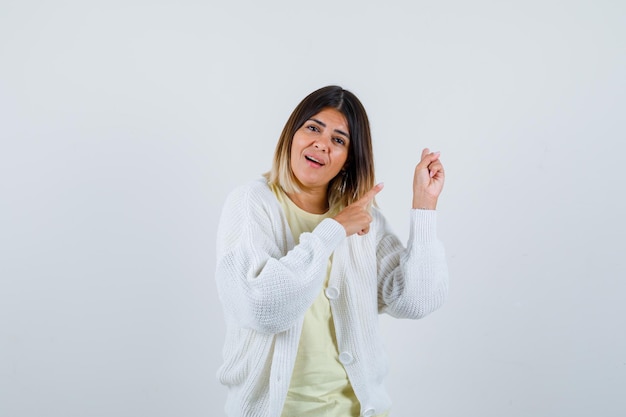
top-left (1, 1), bottom-right (625, 416)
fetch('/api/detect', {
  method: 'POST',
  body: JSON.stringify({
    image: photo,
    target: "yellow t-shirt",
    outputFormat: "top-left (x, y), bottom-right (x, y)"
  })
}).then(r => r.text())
top-left (271, 184), bottom-right (389, 417)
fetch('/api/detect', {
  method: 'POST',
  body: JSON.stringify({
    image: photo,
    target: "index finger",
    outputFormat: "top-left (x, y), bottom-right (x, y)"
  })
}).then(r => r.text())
top-left (355, 182), bottom-right (384, 206)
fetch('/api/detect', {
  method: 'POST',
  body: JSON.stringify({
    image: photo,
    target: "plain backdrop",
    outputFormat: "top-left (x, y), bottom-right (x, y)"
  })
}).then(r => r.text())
top-left (1, 1), bottom-right (625, 416)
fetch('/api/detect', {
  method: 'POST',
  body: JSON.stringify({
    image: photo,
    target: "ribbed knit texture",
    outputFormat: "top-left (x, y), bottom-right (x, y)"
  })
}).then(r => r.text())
top-left (215, 179), bottom-right (448, 417)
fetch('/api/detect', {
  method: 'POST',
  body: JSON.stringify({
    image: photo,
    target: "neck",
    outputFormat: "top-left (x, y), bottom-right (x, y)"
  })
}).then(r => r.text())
top-left (286, 187), bottom-right (328, 214)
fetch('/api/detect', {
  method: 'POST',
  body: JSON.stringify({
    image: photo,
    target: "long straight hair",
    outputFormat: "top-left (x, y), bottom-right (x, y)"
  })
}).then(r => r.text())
top-left (265, 86), bottom-right (375, 211)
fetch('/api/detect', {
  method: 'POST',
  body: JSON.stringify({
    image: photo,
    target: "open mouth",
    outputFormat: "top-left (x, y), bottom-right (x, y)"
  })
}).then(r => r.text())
top-left (305, 155), bottom-right (325, 166)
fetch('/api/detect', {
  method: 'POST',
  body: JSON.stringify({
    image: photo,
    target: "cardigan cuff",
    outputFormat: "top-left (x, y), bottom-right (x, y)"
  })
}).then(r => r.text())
top-left (312, 217), bottom-right (346, 253)
top-left (408, 208), bottom-right (438, 243)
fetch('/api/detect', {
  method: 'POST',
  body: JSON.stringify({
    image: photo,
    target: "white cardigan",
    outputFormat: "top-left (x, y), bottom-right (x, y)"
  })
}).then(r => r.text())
top-left (215, 179), bottom-right (448, 417)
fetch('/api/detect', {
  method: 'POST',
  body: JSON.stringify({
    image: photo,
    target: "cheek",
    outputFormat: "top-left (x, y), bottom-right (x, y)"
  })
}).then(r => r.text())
top-left (289, 138), bottom-right (300, 159)
top-left (338, 149), bottom-right (349, 166)
top-left (290, 135), bottom-right (305, 155)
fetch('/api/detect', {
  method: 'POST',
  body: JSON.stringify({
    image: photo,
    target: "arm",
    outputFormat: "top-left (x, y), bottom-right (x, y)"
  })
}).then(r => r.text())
top-left (377, 148), bottom-right (448, 318)
top-left (376, 209), bottom-right (448, 318)
top-left (215, 183), bottom-right (346, 334)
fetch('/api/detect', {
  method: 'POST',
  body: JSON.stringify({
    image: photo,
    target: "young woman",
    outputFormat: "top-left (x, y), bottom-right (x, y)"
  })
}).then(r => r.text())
top-left (215, 86), bottom-right (448, 417)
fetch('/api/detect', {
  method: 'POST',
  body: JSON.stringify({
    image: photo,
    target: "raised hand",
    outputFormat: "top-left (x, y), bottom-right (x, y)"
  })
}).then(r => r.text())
top-left (333, 183), bottom-right (384, 236)
top-left (412, 148), bottom-right (445, 210)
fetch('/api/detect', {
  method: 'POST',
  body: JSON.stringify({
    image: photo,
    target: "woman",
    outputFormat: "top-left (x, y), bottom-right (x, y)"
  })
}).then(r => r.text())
top-left (215, 86), bottom-right (448, 417)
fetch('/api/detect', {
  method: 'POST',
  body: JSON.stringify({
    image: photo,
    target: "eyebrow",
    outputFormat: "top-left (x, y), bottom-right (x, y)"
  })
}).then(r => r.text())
top-left (309, 118), bottom-right (350, 140)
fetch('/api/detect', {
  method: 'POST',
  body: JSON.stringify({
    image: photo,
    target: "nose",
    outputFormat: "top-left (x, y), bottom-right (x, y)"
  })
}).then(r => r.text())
top-left (314, 138), bottom-right (329, 151)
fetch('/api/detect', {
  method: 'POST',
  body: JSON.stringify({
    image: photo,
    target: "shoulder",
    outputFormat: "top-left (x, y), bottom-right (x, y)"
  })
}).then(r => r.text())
top-left (222, 178), bottom-right (282, 222)
top-left (224, 178), bottom-right (274, 206)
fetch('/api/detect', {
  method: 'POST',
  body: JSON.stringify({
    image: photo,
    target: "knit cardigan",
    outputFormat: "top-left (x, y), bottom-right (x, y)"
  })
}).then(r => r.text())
top-left (215, 179), bottom-right (448, 417)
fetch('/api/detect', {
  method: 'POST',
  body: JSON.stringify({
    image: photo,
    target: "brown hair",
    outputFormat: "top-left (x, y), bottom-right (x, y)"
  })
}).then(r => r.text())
top-left (265, 85), bottom-right (375, 211)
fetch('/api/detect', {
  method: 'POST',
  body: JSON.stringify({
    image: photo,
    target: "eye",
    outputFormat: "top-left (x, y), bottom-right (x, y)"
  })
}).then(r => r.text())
top-left (333, 137), bottom-right (346, 146)
top-left (306, 125), bottom-right (320, 132)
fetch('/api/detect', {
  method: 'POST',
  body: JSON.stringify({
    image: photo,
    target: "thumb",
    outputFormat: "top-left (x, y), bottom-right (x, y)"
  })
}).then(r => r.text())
top-left (417, 149), bottom-right (440, 169)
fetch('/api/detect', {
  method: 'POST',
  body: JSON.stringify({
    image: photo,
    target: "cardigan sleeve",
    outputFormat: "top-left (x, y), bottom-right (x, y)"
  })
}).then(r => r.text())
top-left (375, 208), bottom-right (449, 319)
top-left (215, 183), bottom-right (346, 334)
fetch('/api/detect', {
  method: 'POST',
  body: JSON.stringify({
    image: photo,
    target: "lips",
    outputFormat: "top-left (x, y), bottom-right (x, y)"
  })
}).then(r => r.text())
top-left (305, 154), bottom-right (325, 166)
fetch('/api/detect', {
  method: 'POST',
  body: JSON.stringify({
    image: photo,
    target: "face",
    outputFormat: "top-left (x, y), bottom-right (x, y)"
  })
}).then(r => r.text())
top-left (290, 107), bottom-right (350, 193)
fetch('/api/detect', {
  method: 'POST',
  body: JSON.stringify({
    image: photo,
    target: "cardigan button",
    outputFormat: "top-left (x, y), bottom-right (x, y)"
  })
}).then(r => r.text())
top-left (325, 287), bottom-right (339, 300)
top-left (339, 352), bottom-right (354, 365)
top-left (362, 408), bottom-right (376, 417)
